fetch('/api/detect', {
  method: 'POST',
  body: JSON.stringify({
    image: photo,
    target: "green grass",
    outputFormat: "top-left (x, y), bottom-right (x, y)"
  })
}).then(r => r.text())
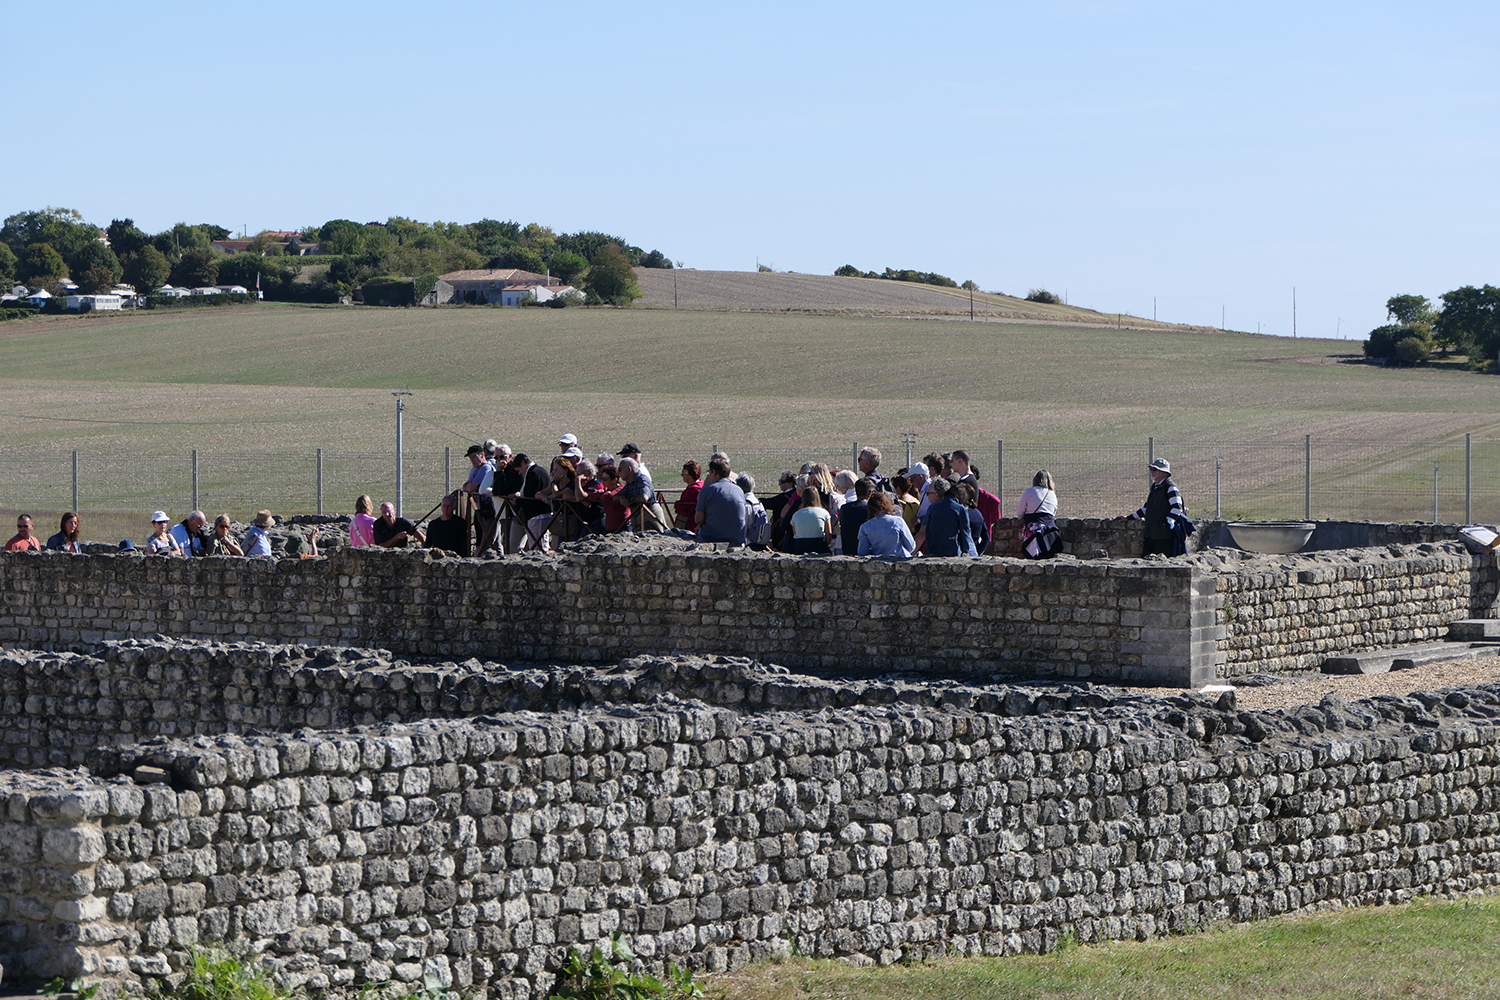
top-left (713, 897), bottom-right (1500, 1000)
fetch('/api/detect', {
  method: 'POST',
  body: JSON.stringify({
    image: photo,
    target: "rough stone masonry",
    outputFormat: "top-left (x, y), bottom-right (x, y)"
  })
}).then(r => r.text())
top-left (4, 641), bottom-right (1500, 998)
top-left (0, 536), bottom-right (1491, 687)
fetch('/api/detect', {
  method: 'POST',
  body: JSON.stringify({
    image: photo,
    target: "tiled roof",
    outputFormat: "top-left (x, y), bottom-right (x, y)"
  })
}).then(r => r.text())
top-left (438, 268), bottom-right (552, 284)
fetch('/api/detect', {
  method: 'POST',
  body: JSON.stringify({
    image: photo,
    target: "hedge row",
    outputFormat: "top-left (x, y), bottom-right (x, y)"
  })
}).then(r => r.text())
top-left (144, 292), bottom-right (260, 309)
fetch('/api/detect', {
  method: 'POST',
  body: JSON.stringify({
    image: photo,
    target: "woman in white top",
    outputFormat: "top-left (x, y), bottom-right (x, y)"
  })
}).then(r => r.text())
top-left (1017, 470), bottom-right (1060, 559)
top-left (146, 511), bottom-right (182, 555)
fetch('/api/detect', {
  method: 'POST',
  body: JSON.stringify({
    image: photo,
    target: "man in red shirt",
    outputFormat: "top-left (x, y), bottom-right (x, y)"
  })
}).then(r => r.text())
top-left (5, 515), bottom-right (42, 552)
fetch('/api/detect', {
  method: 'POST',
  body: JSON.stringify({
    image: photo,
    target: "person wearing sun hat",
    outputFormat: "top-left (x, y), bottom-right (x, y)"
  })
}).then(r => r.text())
top-left (1124, 457), bottom-right (1187, 557)
top-left (145, 511), bottom-right (182, 555)
top-left (243, 510), bottom-right (275, 557)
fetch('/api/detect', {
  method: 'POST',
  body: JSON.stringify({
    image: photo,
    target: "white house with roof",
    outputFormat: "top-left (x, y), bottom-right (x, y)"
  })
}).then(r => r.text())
top-left (432, 268), bottom-right (559, 305)
top-left (499, 284), bottom-right (583, 306)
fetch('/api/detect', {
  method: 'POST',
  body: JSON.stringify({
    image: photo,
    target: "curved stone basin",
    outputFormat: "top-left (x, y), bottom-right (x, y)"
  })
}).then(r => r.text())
top-left (1227, 521), bottom-right (1316, 554)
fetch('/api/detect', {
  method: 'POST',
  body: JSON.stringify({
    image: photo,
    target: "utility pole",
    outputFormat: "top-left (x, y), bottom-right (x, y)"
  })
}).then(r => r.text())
top-left (969, 286), bottom-right (974, 320)
top-left (1292, 287), bottom-right (1297, 338)
top-left (1153, 296), bottom-right (1156, 322)
top-left (902, 431), bottom-right (916, 469)
top-left (393, 392), bottom-right (412, 517)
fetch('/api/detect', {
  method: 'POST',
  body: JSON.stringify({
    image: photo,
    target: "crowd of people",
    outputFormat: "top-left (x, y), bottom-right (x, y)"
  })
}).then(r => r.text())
top-left (2, 441), bottom-right (1191, 562)
top-left (362, 436), bottom-right (1188, 560)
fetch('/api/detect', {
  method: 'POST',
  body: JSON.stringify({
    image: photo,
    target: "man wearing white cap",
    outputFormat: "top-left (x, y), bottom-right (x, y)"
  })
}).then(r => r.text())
top-left (1126, 457), bottom-right (1187, 556)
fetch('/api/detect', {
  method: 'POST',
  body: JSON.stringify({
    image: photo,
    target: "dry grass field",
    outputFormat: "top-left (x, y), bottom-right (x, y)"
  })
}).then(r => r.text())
top-left (0, 287), bottom-right (1494, 524)
top-left (633, 269), bottom-right (1193, 329)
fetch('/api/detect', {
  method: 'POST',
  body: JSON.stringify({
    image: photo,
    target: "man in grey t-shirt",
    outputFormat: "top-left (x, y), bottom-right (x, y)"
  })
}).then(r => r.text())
top-left (695, 457), bottom-right (748, 544)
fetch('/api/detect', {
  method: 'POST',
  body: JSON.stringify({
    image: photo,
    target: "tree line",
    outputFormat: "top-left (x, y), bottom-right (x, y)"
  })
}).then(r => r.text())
top-left (1364, 288), bottom-right (1500, 370)
top-left (0, 208), bottom-right (673, 307)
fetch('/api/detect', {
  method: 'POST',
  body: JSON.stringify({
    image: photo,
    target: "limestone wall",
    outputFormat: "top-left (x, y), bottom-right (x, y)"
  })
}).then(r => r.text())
top-left (6, 677), bottom-right (1500, 997)
top-left (1211, 544), bottom-right (1496, 677)
top-left (0, 540), bottom-right (1491, 690)
top-left (0, 549), bottom-right (1205, 685)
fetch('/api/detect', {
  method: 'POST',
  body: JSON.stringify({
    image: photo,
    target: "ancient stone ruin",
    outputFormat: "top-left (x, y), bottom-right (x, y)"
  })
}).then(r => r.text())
top-left (1, 525), bottom-right (1498, 996)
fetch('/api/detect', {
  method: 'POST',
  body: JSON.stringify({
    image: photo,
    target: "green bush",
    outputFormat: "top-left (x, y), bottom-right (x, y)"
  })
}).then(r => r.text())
top-left (149, 949), bottom-right (292, 1000)
top-left (145, 292), bottom-right (258, 309)
top-left (1393, 334), bottom-right (1432, 365)
top-left (0, 305), bottom-right (39, 321)
top-left (1026, 289), bottom-right (1062, 304)
top-left (361, 276), bottom-right (416, 307)
top-left (552, 932), bottom-right (702, 1000)
top-left (1365, 323), bottom-right (1430, 364)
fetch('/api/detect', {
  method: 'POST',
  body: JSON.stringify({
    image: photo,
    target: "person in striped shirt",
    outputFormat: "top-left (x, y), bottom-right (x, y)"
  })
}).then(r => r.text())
top-left (1127, 457), bottom-right (1187, 556)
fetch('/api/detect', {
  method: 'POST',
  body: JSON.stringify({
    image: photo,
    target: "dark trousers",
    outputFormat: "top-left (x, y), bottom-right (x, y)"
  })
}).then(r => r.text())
top-left (1142, 536), bottom-right (1173, 557)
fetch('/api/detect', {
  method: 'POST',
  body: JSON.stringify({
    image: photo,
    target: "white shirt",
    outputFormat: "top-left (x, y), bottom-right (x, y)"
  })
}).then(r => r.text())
top-left (1017, 486), bottom-right (1057, 518)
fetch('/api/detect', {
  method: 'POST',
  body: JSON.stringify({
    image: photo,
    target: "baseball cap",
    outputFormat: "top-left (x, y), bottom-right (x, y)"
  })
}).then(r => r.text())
top-left (559, 433), bottom-right (578, 446)
top-left (151, 511), bottom-right (169, 523)
top-left (618, 442), bottom-right (640, 456)
top-left (908, 462), bottom-right (929, 478)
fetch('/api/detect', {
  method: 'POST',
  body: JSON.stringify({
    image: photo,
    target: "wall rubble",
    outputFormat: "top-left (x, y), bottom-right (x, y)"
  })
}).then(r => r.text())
top-left (4, 662), bottom-right (1500, 997)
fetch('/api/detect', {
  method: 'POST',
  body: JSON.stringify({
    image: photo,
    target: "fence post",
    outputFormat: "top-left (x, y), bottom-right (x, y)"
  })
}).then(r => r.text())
top-left (1434, 464), bottom-right (1440, 523)
top-left (1148, 437), bottom-right (1154, 468)
top-left (852, 442), bottom-right (859, 471)
top-left (316, 449), bottom-right (323, 516)
top-left (997, 440), bottom-right (1003, 502)
top-left (192, 450), bottom-right (199, 511)
top-left (1466, 432), bottom-right (1472, 524)
top-left (1215, 456), bottom-right (1221, 520)
top-left (72, 450), bottom-right (78, 513)
top-left (1304, 434), bottom-right (1312, 520)
top-left (445, 446), bottom-right (452, 496)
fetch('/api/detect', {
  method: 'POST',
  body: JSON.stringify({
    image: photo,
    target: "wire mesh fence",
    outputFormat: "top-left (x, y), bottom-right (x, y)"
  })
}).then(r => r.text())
top-left (3, 435), bottom-right (1499, 526)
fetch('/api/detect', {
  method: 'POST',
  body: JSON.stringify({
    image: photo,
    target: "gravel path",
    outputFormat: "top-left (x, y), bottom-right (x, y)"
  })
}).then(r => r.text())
top-left (1146, 650), bottom-right (1500, 713)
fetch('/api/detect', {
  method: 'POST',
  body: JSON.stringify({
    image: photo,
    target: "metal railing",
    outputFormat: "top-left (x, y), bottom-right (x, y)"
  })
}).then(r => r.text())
top-left (3, 435), bottom-right (1497, 526)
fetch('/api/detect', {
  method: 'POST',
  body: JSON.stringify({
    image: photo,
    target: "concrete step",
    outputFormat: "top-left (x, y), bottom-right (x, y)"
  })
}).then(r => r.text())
top-left (1323, 642), bottom-right (1463, 675)
top-left (1448, 619), bottom-right (1500, 641)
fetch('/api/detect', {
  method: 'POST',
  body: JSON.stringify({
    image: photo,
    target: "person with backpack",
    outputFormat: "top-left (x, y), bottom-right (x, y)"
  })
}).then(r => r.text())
top-left (736, 473), bottom-right (771, 549)
top-left (1122, 457), bottom-right (1190, 556)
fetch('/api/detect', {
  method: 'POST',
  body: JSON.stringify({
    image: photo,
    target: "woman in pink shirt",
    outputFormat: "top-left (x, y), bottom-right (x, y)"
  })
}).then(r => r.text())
top-left (350, 494), bottom-right (377, 547)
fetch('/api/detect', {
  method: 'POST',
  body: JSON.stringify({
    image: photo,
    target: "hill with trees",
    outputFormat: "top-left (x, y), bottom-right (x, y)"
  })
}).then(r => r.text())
top-left (0, 207), bottom-right (674, 306)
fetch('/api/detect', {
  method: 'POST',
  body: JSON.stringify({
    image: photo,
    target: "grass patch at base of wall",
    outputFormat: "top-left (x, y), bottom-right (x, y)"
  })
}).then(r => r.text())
top-left (710, 896), bottom-right (1500, 1000)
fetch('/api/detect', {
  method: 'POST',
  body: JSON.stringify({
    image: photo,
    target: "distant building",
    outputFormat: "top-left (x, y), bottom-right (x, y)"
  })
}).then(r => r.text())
top-left (433, 268), bottom-right (559, 305)
top-left (65, 295), bottom-right (122, 311)
top-left (499, 284), bottom-right (582, 306)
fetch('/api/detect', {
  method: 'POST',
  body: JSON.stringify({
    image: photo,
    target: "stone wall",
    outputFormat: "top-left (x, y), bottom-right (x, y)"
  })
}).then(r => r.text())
top-left (6, 660), bottom-right (1500, 997)
top-left (0, 641), bottom-right (1114, 771)
top-left (0, 548), bottom-right (1211, 686)
top-left (0, 540), bottom-right (1494, 691)
top-left (1209, 543), bottom-right (1497, 677)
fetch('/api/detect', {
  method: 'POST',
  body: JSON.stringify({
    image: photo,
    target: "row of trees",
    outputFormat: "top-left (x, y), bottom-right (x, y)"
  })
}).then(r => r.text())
top-left (1363, 288), bottom-right (1500, 369)
top-left (0, 209), bottom-right (232, 295)
top-left (0, 208), bottom-right (668, 306)
top-left (833, 264), bottom-right (977, 290)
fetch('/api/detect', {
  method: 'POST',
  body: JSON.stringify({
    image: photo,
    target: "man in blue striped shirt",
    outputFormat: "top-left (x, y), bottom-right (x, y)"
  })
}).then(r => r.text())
top-left (1129, 458), bottom-right (1187, 557)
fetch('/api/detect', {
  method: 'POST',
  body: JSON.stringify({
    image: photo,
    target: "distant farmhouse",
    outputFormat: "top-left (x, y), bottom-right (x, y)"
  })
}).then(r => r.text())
top-left (433, 268), bottom-right (580, 306)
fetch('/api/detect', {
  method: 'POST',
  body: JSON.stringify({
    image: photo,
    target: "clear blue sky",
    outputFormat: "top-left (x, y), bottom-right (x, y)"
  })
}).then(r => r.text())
top-left (5, 0), bottom-right (1496, 339)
